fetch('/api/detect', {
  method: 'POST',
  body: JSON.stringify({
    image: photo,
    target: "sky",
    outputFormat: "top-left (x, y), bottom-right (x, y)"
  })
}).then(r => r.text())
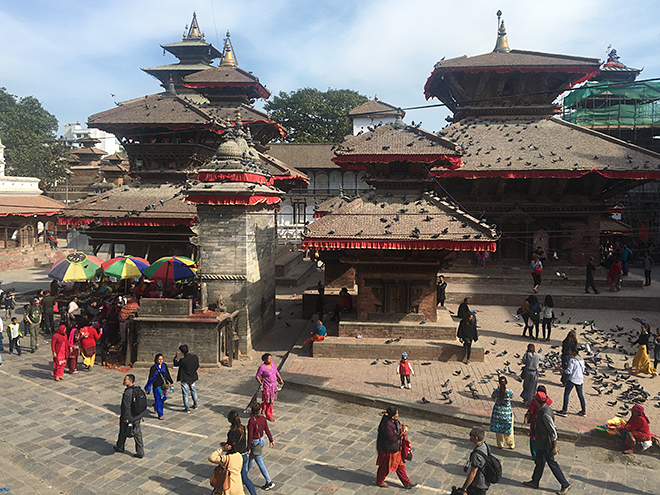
top-left (2, 0), bottom-right (660, 137)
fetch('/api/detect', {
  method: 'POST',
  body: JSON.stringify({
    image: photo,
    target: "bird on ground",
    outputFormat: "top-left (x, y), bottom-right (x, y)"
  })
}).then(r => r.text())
top-left (442, 379), bottom-right (450, 387)
top-left (371, 359), bottom-right (379, 365)
top-left (421, 397), bottom-right (431, 404)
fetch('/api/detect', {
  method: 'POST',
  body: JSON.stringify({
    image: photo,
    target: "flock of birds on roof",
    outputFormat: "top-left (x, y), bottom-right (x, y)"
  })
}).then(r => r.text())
top-left (435, 117), bottom-right (660, 170)
top-left (317, 191), bottom-right (496, 239)
top-left (333, 121), bottom-right (452, 154)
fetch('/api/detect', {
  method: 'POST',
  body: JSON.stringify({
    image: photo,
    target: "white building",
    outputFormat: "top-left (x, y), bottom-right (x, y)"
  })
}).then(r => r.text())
top-left (61, 123), bottom-right (122, 155)
top-left (348, 98), bottom-right (403, 135)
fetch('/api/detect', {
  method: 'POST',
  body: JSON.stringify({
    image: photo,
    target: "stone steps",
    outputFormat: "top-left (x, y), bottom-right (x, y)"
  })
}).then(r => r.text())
top-left (446, 286), bottom-right (660, 311)
top-left (275, 249), bottom-right (317, 287)
top-left (312, 336), bottom-right (484, 362)
top-left (444, 272), bottom-right (643, 288)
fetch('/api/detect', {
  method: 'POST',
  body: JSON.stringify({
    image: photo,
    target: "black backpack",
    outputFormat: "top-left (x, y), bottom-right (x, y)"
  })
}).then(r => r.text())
top-left (473, 443), bottom-right (502, 484)
top-left (131, 386), bottom-right (148, 417)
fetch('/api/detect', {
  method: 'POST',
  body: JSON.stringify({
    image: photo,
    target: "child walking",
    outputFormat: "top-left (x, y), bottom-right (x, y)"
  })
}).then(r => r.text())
top-left (397, 353), bottom-right (414, 389)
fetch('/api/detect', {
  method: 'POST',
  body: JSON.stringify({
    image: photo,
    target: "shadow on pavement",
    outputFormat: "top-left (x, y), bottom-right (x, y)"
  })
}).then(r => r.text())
top-left (365, 381), bottom-right (398, 389)
top-left (19, 362), bottom-right (52, 380)
top-left (304, 463), bottom-right (374, 485)
top-left (149, 475), bottom-right (208, 495)
top-left (571, 474), bottom-right (654, 495)
top-left (61, 434), bottom-right (115, 456)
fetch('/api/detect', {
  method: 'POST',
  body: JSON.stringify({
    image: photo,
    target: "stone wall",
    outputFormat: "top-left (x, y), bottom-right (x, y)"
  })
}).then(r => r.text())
top-left (135, 315), bottom-right (221, 366)
top-left (197, 204), bottom-right (277, 354)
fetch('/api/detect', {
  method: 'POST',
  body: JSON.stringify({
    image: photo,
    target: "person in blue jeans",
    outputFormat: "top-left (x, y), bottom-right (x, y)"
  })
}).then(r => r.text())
top-left (622, 244), bottom-right (632, 276)
top-left (173, 344), bottom-right (199, 412)
top-left (247, 402), bottom-right (275, 490)
top-left (557, 346), bottom-right (586, 417)
top-left (227, 410), bottom-right (257, 495)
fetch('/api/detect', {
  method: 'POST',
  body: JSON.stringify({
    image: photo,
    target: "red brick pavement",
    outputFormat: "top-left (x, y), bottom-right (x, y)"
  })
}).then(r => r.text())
top-left (284, 304), bottom-right (660, 435)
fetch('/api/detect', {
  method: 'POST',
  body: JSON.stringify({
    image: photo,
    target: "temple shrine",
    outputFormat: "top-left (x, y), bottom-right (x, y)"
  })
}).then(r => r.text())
top-left (302, 115), bottom-right (499, 360)
top-left (422, 12), bottom-right (660, 264)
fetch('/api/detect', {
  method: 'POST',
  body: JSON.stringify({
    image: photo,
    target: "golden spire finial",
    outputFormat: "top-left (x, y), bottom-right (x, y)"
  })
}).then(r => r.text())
top-left (493, 10), bottom-right (511, 53)
top-left (187, 12), bottom-right (202, 40)
top-left (219, 30), bottom-right (238, 67)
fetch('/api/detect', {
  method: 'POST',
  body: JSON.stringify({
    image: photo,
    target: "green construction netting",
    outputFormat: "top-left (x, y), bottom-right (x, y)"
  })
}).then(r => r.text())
top-left (563, 81), bottom-right (660, 127)
top-left (564, 81), bottom-right (660, 106)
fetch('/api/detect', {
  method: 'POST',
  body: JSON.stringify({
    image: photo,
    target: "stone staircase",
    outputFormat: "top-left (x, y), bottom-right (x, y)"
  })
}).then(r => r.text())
top-left (275, 249), bottom-right (317, 287)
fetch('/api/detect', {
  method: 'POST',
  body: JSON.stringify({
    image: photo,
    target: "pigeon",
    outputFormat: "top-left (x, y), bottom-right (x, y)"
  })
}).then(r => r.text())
top-left (419, 319), bottom-right (427, 325)
top-left (392, 337), bottom-right (402, 343)
top-left (462, 375), bottom-right (471, 380)
top-left (421, 362), bottom-right (431, 366)
top-left (370, 359), bottom-right (379, 365)
top-left (442, 379), bottom-right (450, 387)
top-left (492, 340), bottom-right (497, 345)
top-left (285, 322), bottom-right (291, 327)
top-left (496, 351), bottom-right (508, 357)
top-left (421, 397), bottom-right (431, 404)
top-left (385, 339), bottom-right (394, 344)
top-left (383, 360), bottom-right (393, 365)
top-left (453, 370), bottom-right (461, 376)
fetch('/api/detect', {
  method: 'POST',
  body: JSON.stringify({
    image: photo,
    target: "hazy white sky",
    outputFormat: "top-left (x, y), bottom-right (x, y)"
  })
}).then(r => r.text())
top-left (2, 0), bottom-right (659, 135)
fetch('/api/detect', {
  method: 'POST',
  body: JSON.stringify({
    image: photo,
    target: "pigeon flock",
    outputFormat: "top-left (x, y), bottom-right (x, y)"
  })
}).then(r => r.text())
top-left (367, 312), bottom-right (658, 418)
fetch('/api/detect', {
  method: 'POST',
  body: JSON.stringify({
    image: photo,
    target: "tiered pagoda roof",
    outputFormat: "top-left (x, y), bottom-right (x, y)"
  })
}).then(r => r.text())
top-left (303, 192), bottom-right (498, 251)
top-left (424, 12), bottom-right (600, 119)
top-left (142, 12), bottom-right (222, 92)
top-left (593, 48), bottom-right (641, 83)
top-left (60, 183), bottom-right (196, 227)
top-left (333, 115), bottom-right (462, 170)
top-left (429, 115), bottom-right (660, 179)
top-left (186, 123), bottom-right (286, 206)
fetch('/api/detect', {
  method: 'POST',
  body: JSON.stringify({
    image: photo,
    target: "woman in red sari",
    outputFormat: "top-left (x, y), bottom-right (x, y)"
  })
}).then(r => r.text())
top-left (376, 406), bottom-right (416, 488)
top-left (620, 404), bottom-right (653, 454)
top-left (79, 323), bottom-right (103, 371)
top-left (51, 325), bottom-right (69, 381)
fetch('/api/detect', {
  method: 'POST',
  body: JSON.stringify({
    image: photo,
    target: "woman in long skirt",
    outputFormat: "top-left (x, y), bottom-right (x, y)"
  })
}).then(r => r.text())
top-left (490, 376), bottom-right (515, 449)
top-left (376, 406), bottom-right (416, 488)
top-left (67, 327), bottom-right (80, 373)
top-left (520, 343), bottom-right (543, 405)
top-left (79, 323), bottom-right (103, 370)
top-left (255, 353), bottom-right (284, 421)
top-left (51, 325), bottom-right (69, 381)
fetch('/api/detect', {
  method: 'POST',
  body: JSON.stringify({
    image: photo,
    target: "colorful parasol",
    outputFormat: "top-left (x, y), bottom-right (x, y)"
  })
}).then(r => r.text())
top-left (142, 256), bottom-right (197, 281)
top-left (101, 256), bottom-right (150, 280)
top-left (48, 252), bottom-right (104, 282)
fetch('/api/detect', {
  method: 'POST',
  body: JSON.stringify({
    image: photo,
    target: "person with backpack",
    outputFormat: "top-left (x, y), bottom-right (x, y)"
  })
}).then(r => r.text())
top-left (114, 374), bottom-right (146, 458)
top-left (523, 392), bottom-right (570, 494)
top-left (457, 426), bottom-right (498, 494)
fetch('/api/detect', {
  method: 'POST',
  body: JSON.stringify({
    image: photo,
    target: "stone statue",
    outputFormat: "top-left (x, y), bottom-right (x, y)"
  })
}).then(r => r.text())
top-left (217, 294), bottom-right (228, 313)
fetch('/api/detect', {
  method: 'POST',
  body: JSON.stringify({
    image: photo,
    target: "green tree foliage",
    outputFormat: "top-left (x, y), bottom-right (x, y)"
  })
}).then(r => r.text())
top-left (0, 87), bottom-right (68, 185)
top-left (264, 88), bottom-right (368, 143)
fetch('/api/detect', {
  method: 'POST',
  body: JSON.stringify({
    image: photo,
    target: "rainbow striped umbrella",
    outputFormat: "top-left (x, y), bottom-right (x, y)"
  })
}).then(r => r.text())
top-left (101, 256), bottom-right (150, 280)
top-left (48, 252), bottom-right (104, 282)
top-left (142, 256), bottom-right (197, 281)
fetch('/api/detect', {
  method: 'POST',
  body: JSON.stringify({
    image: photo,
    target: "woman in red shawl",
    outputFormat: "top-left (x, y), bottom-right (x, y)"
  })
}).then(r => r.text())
top-left (375, 406), bottom-right (416, 488)
top-left (79, 323), bottom-right (103, 371)
top-left (608, 256), bottom-right (622, 292)
top-left (51, 325), bottom-right (69, 381)
top-left (620, 404), bottom-right (653, 454)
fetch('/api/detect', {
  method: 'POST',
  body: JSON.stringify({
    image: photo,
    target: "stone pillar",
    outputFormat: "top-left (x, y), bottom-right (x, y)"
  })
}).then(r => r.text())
top-left (197, 204), bottom-right (277, 354)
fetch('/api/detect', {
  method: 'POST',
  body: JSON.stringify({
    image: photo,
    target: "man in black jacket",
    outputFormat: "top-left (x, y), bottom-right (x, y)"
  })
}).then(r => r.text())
top-left (584, 257), bottom-right (599, 294)
top-left (457, 313), bottom-right (478, 364)
top-left (114, 374), bottom-right (145, 458)
top-left (523, 392), bottom-right (570, 494)
top-left (174, 344), bottom-right (199, 412)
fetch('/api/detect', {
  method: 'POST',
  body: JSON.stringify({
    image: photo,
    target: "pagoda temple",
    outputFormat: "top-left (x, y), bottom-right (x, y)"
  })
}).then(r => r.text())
top-left (142, 12), bottom-right (222, 96)
top-left (422, 12), bottom-right (660, 264)
top-left (301, 115), bottom-right (498, 359)
top-left (65, 21), bottom-right (305, 261)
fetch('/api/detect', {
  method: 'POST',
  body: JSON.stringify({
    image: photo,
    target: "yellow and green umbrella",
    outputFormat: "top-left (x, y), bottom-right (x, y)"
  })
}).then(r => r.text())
top-left (48, 252), bottom-right (104, 282)
top-left (101, 256), bottom-right (150, 279)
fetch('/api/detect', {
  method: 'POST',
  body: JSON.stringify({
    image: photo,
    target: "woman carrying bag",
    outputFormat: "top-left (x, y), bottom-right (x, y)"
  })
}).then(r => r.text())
top-left (209, 429), bottom-right (245, 495)
top-left (145, 353), bottom-right (174, 420)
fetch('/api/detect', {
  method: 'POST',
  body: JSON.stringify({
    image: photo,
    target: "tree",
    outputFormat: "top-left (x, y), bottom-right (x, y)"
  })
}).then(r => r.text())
top-left (0, 87), bottom-right (69, 185)
top-left (264, 88), bottom-right (368, 143)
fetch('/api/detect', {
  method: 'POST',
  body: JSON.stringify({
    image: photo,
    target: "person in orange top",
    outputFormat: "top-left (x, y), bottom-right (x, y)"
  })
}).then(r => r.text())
top-left (51, 325), bottom-right (69, 381)
top-left (118, 297), bottom-right (139, 346)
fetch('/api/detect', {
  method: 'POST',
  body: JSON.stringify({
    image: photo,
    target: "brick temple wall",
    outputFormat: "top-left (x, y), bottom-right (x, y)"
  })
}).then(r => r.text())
top-left (197, 204), bottom-right (277, 354)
